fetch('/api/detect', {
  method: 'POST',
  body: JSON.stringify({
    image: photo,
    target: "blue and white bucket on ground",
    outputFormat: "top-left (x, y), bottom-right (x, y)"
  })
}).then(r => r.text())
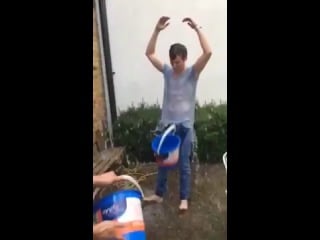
top-left (151, 124), bottom-right (181, 168)
top-left (93, 176), bottom-right (146, 240)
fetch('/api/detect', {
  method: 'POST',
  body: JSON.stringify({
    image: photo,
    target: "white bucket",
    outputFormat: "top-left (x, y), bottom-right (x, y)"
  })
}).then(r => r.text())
top-left (93, 175), bottom-right (146, 240)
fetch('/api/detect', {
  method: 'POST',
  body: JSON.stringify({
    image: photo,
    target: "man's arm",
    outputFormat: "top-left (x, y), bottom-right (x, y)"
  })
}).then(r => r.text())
top-left (145, 16), bottom-right (170, 73)
top-left (93, 171), bottom-right (118, 186)
top-left (93, 221), bottom-right (125, 240)
top-left (193, 27), bottom-right (212, 78)
top-left (183, 18), bottom-right (212, 79)
top-left (145, 29), bottom-right (164, 73)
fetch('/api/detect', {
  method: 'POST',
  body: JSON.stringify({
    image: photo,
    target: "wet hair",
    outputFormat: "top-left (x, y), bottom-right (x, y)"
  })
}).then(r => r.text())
top-left (169, 43), bottom-right (187, 60)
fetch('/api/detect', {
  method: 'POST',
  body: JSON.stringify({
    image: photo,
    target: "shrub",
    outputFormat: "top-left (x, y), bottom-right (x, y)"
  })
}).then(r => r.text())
top-left (113, 101), bottom-right (227, 164)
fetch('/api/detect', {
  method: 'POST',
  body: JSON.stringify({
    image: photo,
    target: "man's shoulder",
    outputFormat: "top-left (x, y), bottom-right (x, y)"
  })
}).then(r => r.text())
top-left (163, 63), bottom-right (172, 77)
top-left (186, 65), bottom-right (195, 72)
top-left (163, 63), bottom-right (172, 70)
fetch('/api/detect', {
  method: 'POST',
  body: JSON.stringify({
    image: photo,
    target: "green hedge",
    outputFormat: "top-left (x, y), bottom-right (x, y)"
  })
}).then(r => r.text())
top-left (113, 101), bottom-right (227, 164)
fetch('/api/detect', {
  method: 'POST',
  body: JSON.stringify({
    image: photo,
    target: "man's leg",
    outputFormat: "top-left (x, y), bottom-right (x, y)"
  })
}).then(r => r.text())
top-left (144, 163), bottom-right (168, 203)
top-left (144, 122), bottom-right (168, 203)
top-left (155, 167), bottom-right (168, 197)
top-left (178, 126), bottom-right (192, 210)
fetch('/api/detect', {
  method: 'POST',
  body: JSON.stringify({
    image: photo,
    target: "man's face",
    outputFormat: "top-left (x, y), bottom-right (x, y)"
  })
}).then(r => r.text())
top-left (170, 55), bottom-right (186, 73)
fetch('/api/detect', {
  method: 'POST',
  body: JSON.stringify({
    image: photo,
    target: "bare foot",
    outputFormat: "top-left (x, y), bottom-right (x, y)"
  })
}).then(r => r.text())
top-left (179, 200), bottom-right (188, 211)
top-left (143, 194), bottom-right (163, 203)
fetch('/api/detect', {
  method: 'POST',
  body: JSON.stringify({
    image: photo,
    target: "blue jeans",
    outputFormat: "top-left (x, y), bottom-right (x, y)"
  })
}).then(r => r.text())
top-left (155, 124), bottom-right (192, 200)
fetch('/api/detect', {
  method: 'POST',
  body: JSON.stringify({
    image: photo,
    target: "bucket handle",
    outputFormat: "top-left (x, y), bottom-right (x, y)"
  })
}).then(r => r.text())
top-left (157, 124), bottom-right (176, 155)
top-left (222, 152), bottom-right (227, 173)
top-left (93, 175), bottom-right (145, 203)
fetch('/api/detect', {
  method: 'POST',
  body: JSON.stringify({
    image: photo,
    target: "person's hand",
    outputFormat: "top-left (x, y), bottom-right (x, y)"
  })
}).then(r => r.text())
top-left (182, 17), bottom-right (199, 30)
top-left (93, 171), bottom-right (120, 186)
top-left (93, 221), bottom-right (125, 240)
top-left (155, 16), bottom-right (170, 31)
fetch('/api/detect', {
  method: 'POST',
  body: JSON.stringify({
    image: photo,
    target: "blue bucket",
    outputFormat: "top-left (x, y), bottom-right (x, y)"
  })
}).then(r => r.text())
top-left (151, 124), bottom-right (181, 168)
top-left (93, 189), bottom-right (146, 240)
